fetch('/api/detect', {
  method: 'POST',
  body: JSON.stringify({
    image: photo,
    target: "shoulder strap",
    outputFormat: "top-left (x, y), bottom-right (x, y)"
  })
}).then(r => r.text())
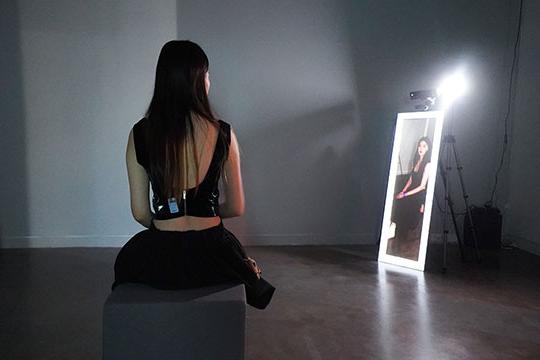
top-left (132, 118), bottom-right (148, 168)
top-left (218, 119), bottom-right (231, 147)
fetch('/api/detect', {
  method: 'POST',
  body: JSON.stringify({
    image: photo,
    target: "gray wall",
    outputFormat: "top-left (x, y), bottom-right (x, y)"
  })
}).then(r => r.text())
top-left (0, 0), bottom-right (526, 248)
top-left (506, 1), bottom-right (540, 255)
top-left (1, 0), bottom-right (177, 247)
top-left (1, 0), bottom-right (28, 247)
top-left (179, 0), bottom-right (517, 245)
top-left (179, 0), bottom-right (365, 244)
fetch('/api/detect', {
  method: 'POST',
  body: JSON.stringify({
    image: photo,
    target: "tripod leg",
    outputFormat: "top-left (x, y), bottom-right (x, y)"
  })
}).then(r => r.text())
top-left (442, 198), bottom-right (449, 273)
top-left (448, 194), bottom-right (466, 262)
top-left (451, 143), bottom-right (481, 262)
top-left (438, 143), bottom-right (451, 273)
top-left (464, 207), bottom-right (481, 262)
top-left (437, 159), bottom-right (466, 262)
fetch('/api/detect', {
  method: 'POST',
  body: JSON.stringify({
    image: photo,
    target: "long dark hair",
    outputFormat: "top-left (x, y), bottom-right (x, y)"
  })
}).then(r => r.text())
top-left (144, 40), bottom-right (223, 200)
top-left (412, 136), bottom-right (432, 172)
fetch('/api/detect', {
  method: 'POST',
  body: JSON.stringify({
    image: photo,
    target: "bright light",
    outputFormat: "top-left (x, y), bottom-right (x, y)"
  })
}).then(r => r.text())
top-left (436, 69), bottom-right (468, 109)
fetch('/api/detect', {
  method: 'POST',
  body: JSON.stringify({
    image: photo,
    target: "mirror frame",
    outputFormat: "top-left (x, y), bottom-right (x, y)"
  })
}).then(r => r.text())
top-left (378, 111), bottom-right (445, 271)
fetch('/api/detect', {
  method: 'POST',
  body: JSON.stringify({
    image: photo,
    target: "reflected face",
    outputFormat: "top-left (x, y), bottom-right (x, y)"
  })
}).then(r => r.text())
top-left (205, 71), bottom-right (210, 94)
top-left (417, 140), bottom-right (429, 157)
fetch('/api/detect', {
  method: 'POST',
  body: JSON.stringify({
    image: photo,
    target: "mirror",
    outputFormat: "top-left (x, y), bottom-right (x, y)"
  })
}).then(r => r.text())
top-left (378, 111), bottom-right (444, 271)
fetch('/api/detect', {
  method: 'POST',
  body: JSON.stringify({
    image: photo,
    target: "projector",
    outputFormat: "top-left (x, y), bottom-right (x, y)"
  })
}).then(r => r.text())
top-left (409, 89), bottom-right (437, 101)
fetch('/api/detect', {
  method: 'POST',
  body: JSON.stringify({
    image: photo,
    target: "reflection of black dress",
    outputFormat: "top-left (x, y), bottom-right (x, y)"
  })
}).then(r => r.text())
top-left (392, 162), bottom-right (427, 241)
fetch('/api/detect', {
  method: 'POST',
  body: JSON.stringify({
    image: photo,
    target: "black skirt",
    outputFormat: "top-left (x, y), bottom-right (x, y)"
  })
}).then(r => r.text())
top-left (392, 191), bottom-right (425, 239)
top-left (112, 222), bottom-right (275, 309)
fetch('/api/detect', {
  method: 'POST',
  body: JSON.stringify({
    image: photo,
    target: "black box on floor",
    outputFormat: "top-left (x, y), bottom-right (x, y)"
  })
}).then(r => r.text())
top-left (463, 205), bottom-right (502, 250)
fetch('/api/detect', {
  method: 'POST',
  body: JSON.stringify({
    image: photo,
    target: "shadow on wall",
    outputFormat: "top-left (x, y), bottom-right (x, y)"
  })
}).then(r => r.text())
top-left (0, 0), bottom-right (29, 248)
top-left (235, 102), bottom-right (367, 244)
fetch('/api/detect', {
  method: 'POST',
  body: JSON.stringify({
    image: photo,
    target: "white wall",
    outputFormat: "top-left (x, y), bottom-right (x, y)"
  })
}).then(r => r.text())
top-left (0, 0), bottom-right (524, 248)
top-left (506, 0), bottom-right (540, 255)
top-left (0, 0), bottom-right (177, 247)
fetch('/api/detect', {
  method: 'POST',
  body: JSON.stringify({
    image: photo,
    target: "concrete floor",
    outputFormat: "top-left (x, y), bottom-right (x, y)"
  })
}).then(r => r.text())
top-left (1, 243), bottom-right (539, 359)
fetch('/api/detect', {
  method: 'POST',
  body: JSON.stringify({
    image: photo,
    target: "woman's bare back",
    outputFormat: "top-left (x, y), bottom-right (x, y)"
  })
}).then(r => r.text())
top-left (153, 116), bottom-right (222, 231)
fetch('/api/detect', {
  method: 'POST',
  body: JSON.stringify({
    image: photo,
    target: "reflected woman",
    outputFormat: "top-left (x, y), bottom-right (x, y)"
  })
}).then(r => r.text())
top-left (389, 136), bottom-right (432, 258)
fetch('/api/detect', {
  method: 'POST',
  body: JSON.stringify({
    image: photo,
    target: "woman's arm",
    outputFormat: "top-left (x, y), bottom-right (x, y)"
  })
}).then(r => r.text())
top-left (402, 162), bottom-right (431, 197)
top-left (401, 176), bottom-right (412, 192)
top-left (220, 128), bottom-right (245, 218)
top-left (396, 175), bottom-right (412, 199)
top-left (126, 129), bottom-right (153, 228)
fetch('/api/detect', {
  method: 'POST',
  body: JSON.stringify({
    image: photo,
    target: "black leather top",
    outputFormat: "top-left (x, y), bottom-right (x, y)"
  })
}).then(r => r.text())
top-left (132, 118), bottom-right (231, 219)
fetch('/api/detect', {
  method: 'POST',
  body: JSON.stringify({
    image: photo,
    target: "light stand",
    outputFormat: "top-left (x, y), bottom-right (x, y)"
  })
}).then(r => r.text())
top-left (438, 132), bottom-right (481, 272)
top-left (411, 71), bottom-right (482, 271)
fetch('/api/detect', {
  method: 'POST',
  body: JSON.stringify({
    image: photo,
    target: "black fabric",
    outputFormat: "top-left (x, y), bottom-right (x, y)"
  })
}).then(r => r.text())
top-left (132, 118), bottom-right (231, 219)
top-left (132, 117), bottom-right (150, 169)
top-left (113, 222), bottom-right (275, 310)
top-left (392, 166), bottom-right (427, 240)
top-left (126, 118), bottom-right (274, 309)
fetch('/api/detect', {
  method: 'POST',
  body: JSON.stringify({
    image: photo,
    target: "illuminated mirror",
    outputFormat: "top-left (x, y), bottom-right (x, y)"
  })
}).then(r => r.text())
top-left (378, 111), bottom-right (444, 271)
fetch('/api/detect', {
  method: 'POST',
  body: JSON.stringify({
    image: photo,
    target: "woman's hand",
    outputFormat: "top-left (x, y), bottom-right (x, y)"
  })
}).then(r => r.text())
top-left (396, 191), bottom-right (405, 199)
top-left (245, 257), bottom-right (262, 279)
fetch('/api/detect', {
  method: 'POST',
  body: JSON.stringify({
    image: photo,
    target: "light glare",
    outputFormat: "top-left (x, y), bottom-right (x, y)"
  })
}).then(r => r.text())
top-left (437, 69), bottom-right (468, 108)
